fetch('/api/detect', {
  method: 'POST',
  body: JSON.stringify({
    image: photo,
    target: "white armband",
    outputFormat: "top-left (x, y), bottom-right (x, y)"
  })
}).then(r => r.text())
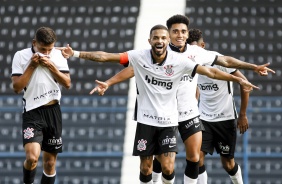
top-left (73, 50), bottom-right (80, 58)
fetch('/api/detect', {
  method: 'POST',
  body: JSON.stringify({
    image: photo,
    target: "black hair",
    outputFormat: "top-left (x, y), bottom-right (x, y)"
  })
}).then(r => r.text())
top-left (166, 14), bottom-right (190, 30)
top-left (35, 27), bottom-right (57, 45)
top-left (150, 24), bottom-right (168, 35)
top-left (186, 28), bottom-right (203, 44)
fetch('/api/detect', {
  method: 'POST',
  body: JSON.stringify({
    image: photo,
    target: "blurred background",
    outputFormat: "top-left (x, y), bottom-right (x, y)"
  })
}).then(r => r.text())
top-left (0, 0), bottom-right (281, 183)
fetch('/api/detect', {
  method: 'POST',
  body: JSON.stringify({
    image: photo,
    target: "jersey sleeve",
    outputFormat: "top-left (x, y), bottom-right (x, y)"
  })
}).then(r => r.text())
top-left (11, 51), bottom-right (24, 76)
top-left (191, 45), bottom-right (218, 66)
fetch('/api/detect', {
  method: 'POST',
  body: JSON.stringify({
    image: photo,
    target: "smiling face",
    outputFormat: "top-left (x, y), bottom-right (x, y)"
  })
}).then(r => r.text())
top-left (168, 23), bottom-right (189, 52)
top-left (148, 29), bottom-right (170, 58)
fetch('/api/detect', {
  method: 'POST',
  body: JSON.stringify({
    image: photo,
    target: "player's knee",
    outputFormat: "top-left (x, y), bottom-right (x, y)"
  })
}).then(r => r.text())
top-left (222, 161), bottom-right (235, 172)
top-left (161, 163), bottom-right (174, 175)
top-left (43, 159), bottom-right (56, 172)
top-left (140, 166), bottom-right (151, 175)
top-left (25, 156), bottom-right (38, 168)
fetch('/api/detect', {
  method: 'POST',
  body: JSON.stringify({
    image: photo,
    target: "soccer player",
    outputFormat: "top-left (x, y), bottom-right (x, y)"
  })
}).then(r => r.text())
top-left (151, 14), bottom-right (274, 184)
top-left (11, 27), bottom-right (71, 184)
top-left (62, 24), bottom-right (258, 184)
top-left (187, 28), bottom-right (246, 184)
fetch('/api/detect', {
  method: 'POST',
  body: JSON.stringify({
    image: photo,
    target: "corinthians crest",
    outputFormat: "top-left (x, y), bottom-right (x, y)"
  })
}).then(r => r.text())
top-left (164, 65), bottom-right (174, 76)
top-left (137, 139), bottom-right (147, 151)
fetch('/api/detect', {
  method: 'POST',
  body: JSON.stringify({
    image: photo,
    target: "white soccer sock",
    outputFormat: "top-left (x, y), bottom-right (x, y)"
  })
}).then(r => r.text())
top-left (184, 174), bottom-right (197, 184)
top-left (140, 180), bottom-right (153, 184)
top-left (197, 170), bottom-right (208, 184)
top-left (152, 171), bottom-right (162, 184)
top-left (230, 165), bottom-right (243, 184)
top-left (162, 175), bottom-right (175, 184)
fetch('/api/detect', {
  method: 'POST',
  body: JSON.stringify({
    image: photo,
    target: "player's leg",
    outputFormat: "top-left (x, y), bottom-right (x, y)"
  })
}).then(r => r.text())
top-left (133, 123), bottom-right (158, 184)
top-left (155, 126), bottom-right (178, 184)
top-left (40, 103), bottom-right (62, 184)
top-left (197, 151), bottom-right (208, 184)
top-left (140, 155), bottom-right (154, 184)
top-left (221, 157), bottom-right (243, 184)
top-left (156, 152), bottom-right (176, 184)
top-left (197, 119), bottom-right (215, 184)
top-left (41, 152), bottom-right (58, 184)
top-left (178, 117), bottom-right (204, 184)
top-left (215, 119), bottom-right (243, 184)
top-left (23, 142), bottom-right (41, 184)
top-left (152, 156), bottom-right (162, 184)
top-left (22, 108), bottom-right (45, 184)
top-left (183, 131), bottom-right (201, 184)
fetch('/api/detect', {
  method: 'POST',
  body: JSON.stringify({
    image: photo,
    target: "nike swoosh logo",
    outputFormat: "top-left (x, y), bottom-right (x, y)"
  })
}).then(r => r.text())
top-left (195, 124), bottom-right (200, 128)
top-left (169, 145), bottom-right (176, 148)
top-left (143, 65), bottom-right (150, 68)
top-left (55, 145), bottom-right (62, 149)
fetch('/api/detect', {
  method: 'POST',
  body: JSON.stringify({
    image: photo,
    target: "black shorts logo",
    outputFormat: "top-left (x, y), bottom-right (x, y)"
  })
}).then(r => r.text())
top-left (137, 139), bottom-right (147, 151)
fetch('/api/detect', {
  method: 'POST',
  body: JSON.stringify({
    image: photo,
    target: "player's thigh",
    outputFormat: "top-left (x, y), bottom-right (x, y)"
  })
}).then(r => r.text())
top-left (184, 131), bottom-right (202, 160)
top-left (24, 142), bottom-right (41, 161)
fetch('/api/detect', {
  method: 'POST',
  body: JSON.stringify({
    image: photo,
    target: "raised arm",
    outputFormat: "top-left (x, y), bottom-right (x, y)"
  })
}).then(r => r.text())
top-left (90, 66), bottom-right (135, 95)
top-left (215, 56), bottom-right (275, 76)
top-left (232, 70), bottom-right (250, 134)
top-left (196, 65), bottom-right (258, 91)
top-left (60, 44), bottom-right (122, 63)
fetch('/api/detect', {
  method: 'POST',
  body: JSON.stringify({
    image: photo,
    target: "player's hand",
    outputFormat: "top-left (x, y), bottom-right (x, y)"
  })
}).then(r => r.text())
top-left (238, 78), bottom-right (259, 92)
top-left (56, 44), bottom-right (74, 59)
top-left (255, 63), bottom-right (275, 76)
top-left (38, 54), bottom-right (53, 68)
top-left (29, 53), bottom-right (41, 68)
top-left (89, 80), bottom-right (109, 96)
top-left (237, 114), bottom-right (249, 134)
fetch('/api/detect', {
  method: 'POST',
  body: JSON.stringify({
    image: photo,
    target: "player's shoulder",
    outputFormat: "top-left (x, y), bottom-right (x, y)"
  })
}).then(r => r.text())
top-left (51, 48), bottom-right (67, 59)
top-left (16, 48), bottom-right (31, 54)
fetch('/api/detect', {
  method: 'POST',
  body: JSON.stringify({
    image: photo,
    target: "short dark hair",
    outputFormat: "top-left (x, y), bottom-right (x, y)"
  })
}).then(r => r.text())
top-left (186, 28), bottom-right (203, 44)
top-left (166, 14), bottom-right (190, 30)
top-left (35, 27), bottom-right (57, 45)
top-left (150, 24), bottom-right (168, 35)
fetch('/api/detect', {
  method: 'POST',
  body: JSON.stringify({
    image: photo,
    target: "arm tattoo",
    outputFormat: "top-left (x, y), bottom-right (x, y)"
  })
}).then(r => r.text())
top-left (80, 52), bottom-right (103, 62)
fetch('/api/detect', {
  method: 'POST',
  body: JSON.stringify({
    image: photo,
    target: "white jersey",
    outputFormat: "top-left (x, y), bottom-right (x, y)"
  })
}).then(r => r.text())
top-left (198, 63), bottom-right (238, 122)
top-left (11, 47), bottom-right (69, 112)
top-left (127, 49), bottom-right (198, 127)
top-left (168, 44), bottom-right (218, 122)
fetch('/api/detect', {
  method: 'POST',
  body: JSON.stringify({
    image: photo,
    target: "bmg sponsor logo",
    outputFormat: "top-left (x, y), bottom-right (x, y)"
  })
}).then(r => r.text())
top-left (162, 136), bottom-right (177, 147)
top-left (198, 82), bottom-right (219, 91)
top-left (145, 75), bottom-right (173, 90)
top-left (48, 137), bottom-right (62, 145)
top-left (180, 74), bottom-right (193, 82)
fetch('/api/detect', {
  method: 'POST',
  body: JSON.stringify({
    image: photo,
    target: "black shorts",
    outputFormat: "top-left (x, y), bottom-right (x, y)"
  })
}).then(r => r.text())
top-left (201, 119), bottom-right (237, 158)
top-left (178, 116), bottom-right (204, 142)
top-left (22, 103), bottom-right (63, 153)
top-left (133, 123), bottom-right (178, 156)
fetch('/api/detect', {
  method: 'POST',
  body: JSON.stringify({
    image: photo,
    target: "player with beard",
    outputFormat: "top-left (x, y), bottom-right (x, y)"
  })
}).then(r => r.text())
top-left (151, 14), bottom-right (274, 184)
top-left (61, 24), bottom-right (259, 184)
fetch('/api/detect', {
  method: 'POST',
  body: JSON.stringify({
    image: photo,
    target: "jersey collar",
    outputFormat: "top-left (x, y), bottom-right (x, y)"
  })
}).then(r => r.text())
top-left (150, 50), bottom-right (168, 66)
top-left (168, 43), bottom-right (187, 53)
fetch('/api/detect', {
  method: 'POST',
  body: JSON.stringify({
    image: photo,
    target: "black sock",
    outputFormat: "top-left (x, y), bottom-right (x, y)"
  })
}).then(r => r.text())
top-left (185, 159), bottom-right (199, 179)
top-left (199, 164), bottom-right (206, 175)
top-left (23, 166), bottom-right (36, 184)
top-left (139, 172), bottom-right (152, 183)
top-left (162, 170), bottom-right (175, 180)
top-left (153, 158), bottom-right (162, 173)
top-left (227, 162), bottom-right (238, 176)
top-left (41, 172), bottom-right (56, 184)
